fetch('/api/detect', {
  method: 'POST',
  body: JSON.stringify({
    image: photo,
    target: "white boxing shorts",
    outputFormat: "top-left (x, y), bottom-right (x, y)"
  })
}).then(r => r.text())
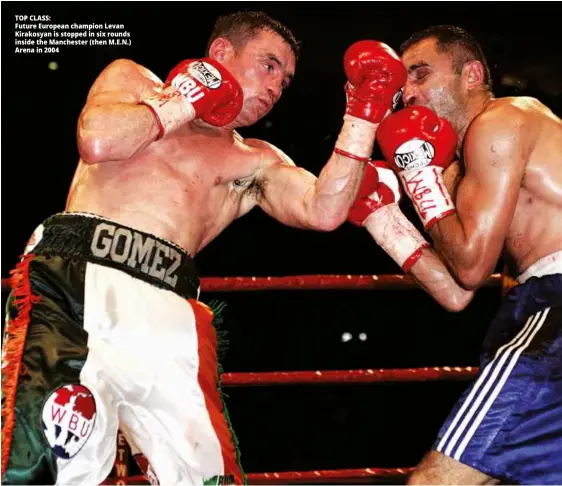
top-left (1, 212), bottom-right (245, 485)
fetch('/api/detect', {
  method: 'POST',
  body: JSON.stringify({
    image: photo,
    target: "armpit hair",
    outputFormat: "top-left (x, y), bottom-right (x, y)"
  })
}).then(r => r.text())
top-left (244, 176), bottom-right (267, 202)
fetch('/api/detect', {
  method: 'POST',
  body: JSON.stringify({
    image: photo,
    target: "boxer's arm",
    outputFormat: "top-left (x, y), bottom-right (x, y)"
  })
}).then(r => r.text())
top-left (251, 142), bottom-right (364, 230)
top-left (427, 105), bottom-right (530, 289)
top-left (77, 59), bottom-right (163, 164)
top-left (362, 204), bottom-right (474, 312)
top-left (442, 159), bottom-right (463, 202)
top-left (408, 248), bottom-right (475, 312)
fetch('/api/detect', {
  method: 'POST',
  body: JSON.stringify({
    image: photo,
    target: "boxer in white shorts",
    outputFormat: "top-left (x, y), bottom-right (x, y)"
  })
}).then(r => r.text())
top-left (2, 213), bottom-right (244, 485)
top-left (2, 9), bottom-right (411, 485)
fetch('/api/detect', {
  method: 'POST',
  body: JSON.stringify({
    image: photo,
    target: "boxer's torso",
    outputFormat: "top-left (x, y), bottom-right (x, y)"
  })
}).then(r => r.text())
top-left (66, 60), bottom-right (279, 256)
top-left (484, 97), bottom-right (562, 274)
top-left (66, 124), bottom-right (273, 256)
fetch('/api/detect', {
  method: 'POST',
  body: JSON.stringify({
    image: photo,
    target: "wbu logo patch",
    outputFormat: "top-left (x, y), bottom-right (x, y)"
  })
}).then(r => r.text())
top-left (41, 384), bottom-right (97, 459)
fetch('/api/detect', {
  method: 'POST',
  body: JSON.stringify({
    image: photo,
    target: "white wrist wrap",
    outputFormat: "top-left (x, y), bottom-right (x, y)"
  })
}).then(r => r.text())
top-left (140, 86), bottom-right (196, 139)
top-left (334, 115), bottom-right (377, 162)
top-left (364, 203), bottom-right (430, 272)
top-left (399, 166), bottom-right (456, 230)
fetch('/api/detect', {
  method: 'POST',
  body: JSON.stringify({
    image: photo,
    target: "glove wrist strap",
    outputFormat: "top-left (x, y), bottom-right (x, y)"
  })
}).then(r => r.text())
top-left (334, 148), bottom-right (371, 164)
top-left (140, 85), bottom-right (195, 139)
top-left (335, 115), bottom-right (377, 162)
top-left (399, 166), bottom-right (456, 230)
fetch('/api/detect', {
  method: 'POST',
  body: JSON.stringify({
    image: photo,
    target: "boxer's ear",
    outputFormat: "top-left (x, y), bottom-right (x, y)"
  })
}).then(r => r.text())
top-left (462, 60), bottom-right (485, 90)
top-left (209, 37), bottom-right (234, 62)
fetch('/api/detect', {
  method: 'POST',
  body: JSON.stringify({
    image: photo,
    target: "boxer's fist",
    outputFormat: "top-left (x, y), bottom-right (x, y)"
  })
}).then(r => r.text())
top-left (343, 40), bottom-right (407, 124)
top-left (377, 106), bottom-right (458, 229)
top-left (348, 161), bottom-right (401, 227)
top-left (165, 58), bottom-right (243, 126)
top-left (333, 41), bottom-right (406, 162)
top-left (349, 161), bottom-right (430, 274)
top-left (141, 58), bottom-right (243, 138)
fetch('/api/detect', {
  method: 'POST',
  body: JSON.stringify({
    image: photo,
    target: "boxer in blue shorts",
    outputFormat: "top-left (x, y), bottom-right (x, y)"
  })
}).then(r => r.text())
top-left (433, 268), bottom-right (562, 484)
top-left (354, 24), bottom-right (562, 484)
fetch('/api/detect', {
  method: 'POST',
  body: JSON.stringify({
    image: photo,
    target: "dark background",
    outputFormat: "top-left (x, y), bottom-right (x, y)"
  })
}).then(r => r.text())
top-left (2, 2), bottom-right (561, 480)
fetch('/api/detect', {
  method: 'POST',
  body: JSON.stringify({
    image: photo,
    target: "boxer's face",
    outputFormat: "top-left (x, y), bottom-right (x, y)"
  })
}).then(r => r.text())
top-left (401, 38), bottom-right (467, 129)
top-left (220, 29), bottom-right (296, 127)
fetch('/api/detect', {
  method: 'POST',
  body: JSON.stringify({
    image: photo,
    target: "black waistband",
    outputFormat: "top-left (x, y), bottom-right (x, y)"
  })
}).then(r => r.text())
top-left (32, 213), bottom-right (200, 299)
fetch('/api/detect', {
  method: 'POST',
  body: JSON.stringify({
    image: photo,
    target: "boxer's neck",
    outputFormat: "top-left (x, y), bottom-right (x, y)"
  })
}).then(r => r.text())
top-left (458, 91), bottom-right (494, 145)
top-left (191, 118), bottom-right (235, 137)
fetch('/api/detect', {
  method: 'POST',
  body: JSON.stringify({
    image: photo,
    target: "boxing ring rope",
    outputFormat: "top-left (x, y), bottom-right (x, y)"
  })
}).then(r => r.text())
top-left (1, 270), bottom-right (515, 484)
top-left (221, 366), bottom-right (478, 386)
top-left (1, 272), bottom-right (505, 293)
top-left (125, 467), bottom-right (416, 484)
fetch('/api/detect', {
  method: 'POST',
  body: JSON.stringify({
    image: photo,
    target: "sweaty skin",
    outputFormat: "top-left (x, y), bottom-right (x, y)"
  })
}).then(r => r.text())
top-left (68, 30), bottom-right (365, 256)
top-left (362, 203), bottom-right (475, 312)
top-left (402, 38), bottom-right (562, 289)
top-left (401, 36), bottom-right (562, 486)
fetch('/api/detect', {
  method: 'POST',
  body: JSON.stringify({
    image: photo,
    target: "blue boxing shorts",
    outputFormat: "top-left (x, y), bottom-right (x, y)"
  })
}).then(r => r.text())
top-left (433, 251), bottom-right (562, 484)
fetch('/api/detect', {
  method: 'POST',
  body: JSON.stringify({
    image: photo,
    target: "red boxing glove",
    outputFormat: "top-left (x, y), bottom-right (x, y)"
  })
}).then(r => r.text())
top-left (377, 106), bottom-right (458, 230)
top-left (343, 40), bottom-right (407, 124)
top-left (334, 40), bottom-right (407, 164)
top-left (348, 161), bottom-right (430, 273)
top-left (141, 58), bottom-right (243, 138)
top-left (347, 161), bottom-right (399, 226)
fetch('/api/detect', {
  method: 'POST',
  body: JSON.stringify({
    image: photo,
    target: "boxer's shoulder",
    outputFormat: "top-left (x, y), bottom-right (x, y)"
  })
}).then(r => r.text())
top-left (96, 58), bottom-right (155, 81)
top-left (479, 97), bottom-right (529, 119)
top-left (88, 59), bottom-right (163, 100)
top-left (467, 98), bottom-right (531, 143)
top-left (243, 138), bottom-right (297, 168)
top-left (463, 98), bottom-right (537, 171)
top-left (479, 97), bottom-right (545, 124)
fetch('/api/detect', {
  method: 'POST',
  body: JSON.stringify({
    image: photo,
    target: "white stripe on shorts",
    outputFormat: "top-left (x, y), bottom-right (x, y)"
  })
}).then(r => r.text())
top-left (436, 308), bottom-right (550, 459)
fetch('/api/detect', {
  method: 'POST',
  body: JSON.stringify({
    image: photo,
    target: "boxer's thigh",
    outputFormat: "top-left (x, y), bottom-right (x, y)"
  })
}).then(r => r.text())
top-left (113, 295), bottom-right (243, 485)
top-left (2, 257), bottom-right (118, 485)
top-left (408, 450), bottom-right (498, 485)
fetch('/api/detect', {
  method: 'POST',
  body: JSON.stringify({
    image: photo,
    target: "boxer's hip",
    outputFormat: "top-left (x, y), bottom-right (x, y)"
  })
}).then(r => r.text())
top-left (482, 271), bottom-right (562, 361)
top-left (11, 211), bottom-right (213, 382)
top-left (517, 250), bottom-right (562, 284)
top-left (434, 273), bottom-right (562, 483)
top-left (2, 213), bottom-right (233, 483)
top-left (22, 211), bottom-right (200, 300)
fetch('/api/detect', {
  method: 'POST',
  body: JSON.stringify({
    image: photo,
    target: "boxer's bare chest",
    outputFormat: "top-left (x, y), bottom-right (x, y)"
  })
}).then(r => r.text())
top-left (160, 127), bottom-right (265, 188)
top-left (139, 128), bottom-right (268, 250)
top-left (69, 126), bottom-right (270, 254)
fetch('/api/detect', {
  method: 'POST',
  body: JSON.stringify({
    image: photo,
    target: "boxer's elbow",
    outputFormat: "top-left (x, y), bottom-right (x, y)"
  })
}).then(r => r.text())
top-left (455, 265), bottom-right (493, 290)
top-left (441, 288), bottom-right (475, 312)
top-left (447, 243), bottom-right (495, 290)
top-left (307, 209), bottom-right (346, 231)
top-left (302, 191), bottom-right (347, 231)
top-left (317, 215), bottom-right (346, 231)
top-left (77, 109), bottom-right (109, 164)
top-left (77, 132), bottom-right (106, 164)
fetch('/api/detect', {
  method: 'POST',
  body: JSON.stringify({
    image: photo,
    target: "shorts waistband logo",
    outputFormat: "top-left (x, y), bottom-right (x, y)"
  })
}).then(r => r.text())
top-left (90, 222), bottom-right (182, 288)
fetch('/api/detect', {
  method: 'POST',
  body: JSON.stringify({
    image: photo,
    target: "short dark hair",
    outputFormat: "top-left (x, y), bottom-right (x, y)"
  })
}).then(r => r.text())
top-left (400, 25), bottom-right (492, 90)
top-left (206, 11), bottom-right (300, 60)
